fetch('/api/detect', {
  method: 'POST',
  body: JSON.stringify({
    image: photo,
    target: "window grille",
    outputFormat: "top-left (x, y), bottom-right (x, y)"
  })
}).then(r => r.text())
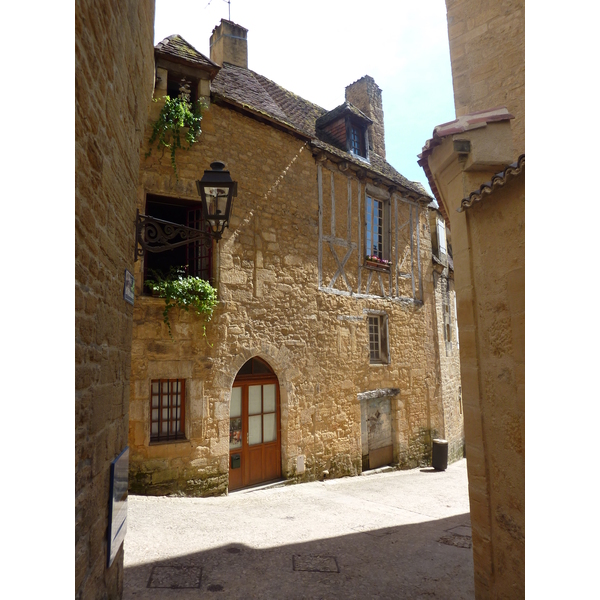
top-left (150, 379), bottom-right (185, 442)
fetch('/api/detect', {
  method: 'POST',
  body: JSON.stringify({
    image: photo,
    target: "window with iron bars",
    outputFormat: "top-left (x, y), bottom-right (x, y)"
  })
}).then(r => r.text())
top-left (150, 379), bottom-right (186, 442)
top-left (143, 194), bottom-right (212, 293)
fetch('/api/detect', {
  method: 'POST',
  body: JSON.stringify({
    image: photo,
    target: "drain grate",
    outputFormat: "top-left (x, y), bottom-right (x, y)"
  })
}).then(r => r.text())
top-left (292, 554), bottom-right (340, 573)
top-left (147, 566), bottom-right (202, 589)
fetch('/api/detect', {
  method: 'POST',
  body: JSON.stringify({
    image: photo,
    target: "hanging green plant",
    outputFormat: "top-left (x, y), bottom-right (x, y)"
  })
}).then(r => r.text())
top-left (145, 93), bottom-right (205, 178)
top-left (145, 267), bottom-right (218, 340)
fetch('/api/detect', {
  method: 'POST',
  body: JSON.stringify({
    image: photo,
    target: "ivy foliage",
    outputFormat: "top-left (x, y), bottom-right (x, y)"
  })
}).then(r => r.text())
top-left (146, 268), bottom-right (218, 340)
top-left (145, 93), bottom-right (205, 178)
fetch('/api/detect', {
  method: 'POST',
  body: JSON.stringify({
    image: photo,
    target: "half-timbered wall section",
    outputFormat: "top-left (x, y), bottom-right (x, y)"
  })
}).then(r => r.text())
top-left (317, 162), bottom-right (425, 303)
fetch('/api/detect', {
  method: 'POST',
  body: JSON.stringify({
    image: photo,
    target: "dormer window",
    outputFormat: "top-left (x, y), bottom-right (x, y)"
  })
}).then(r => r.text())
top-left (167, 73), bottom-right (198, 104)
top-left (316, 101), bottom-right (372, 161)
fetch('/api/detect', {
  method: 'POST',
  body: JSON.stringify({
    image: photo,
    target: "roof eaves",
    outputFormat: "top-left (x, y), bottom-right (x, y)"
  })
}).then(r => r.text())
top-left (310, 140), bottom-right (430, 201)
top-left (212, 93), bottom-right (313, 141)
top-left (457, 154), bottom-right (525, 213)
top-left (155, 35), bottom-right (221, 77)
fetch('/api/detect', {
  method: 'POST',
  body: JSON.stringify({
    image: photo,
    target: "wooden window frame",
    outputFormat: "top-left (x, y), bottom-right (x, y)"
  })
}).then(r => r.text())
top-left (368, 314), bottom-right (390, 365)
top-left (150, 379), bottom-right (186, 443)
top-left (365, 196), bottom-right (390, 261)
top-left (345, 117), bottom-right (369, 160)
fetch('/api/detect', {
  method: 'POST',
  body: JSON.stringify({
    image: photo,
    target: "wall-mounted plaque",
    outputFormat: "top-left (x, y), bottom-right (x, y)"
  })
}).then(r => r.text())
top-left (123, 269), bottom-right (135, 305)
top-left (107, 446), bottom-right (129, 567)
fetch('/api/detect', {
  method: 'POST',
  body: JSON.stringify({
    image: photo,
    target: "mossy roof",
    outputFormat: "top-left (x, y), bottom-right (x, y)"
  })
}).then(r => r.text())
top-left (155, 35), bottom-right (220, 71)
top-left (154, 36), bottom-right (429, 198)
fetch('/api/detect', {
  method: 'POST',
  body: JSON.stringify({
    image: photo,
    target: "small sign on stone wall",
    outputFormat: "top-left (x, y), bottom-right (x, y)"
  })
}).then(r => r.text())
top-left (123, 269), bottom-right (135, 305)
top-left (107, 446), bottom-right (129, 567)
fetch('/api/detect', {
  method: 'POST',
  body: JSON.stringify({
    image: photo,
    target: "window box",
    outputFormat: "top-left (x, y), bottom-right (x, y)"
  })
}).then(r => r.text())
top-left (364, 259), bottom-right (391, 272)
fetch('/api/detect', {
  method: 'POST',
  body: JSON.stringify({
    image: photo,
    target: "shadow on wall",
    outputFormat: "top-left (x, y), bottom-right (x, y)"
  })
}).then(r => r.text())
top-left (124, 513), bottom-right (475, 599)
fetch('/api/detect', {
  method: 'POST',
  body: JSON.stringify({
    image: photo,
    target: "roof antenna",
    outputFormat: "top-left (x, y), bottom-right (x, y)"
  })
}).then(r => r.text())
top-left (205, 0), bottom-right (231, 20)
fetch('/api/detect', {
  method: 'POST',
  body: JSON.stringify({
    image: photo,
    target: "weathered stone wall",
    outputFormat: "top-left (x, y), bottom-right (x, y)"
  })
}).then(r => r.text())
top-left (440, 2), bottom-right (525, 598)
top-left (452, 175), bottom-right (525, 599)
top-left (432, 269), bottom-right (464, 463)
top-left (129, 91), bottom-right (450, 495)
top-left (445, 0), bottom-right (525, 156)
top-left (75, 1), bottom-right (155, 598)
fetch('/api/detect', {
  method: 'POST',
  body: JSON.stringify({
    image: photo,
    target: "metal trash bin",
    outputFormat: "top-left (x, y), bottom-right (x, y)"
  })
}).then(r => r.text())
top-left (432, 439), bottom-right (448, 471)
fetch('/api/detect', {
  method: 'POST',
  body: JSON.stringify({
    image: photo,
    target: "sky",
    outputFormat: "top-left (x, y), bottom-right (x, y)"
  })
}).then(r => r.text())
top-left (153, 0), bottom-right (457, 196)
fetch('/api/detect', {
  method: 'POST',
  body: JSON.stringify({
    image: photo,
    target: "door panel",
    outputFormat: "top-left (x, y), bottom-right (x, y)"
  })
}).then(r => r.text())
top-left (229, 374), bottom-right (281, 491)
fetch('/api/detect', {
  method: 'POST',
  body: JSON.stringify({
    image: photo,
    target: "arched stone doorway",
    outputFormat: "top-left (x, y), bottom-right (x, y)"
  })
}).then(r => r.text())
top-left (229, 357), bottom-right (282, 491)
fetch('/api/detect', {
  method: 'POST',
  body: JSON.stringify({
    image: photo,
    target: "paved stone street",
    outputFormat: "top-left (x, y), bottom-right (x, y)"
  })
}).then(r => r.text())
top-left (123, 459), bottom-right (474, 599)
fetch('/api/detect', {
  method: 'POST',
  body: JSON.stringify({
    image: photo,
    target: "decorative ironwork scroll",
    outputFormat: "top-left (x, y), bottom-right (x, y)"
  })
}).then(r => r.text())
top-left (135, 210), bottom-right (212, 261)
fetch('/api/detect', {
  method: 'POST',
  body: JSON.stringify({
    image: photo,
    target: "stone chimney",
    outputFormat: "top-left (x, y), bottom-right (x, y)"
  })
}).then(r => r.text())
top-left (210, 20), bottom-right (248, 68)
top-left (345, 76), bottom-right (385, 158)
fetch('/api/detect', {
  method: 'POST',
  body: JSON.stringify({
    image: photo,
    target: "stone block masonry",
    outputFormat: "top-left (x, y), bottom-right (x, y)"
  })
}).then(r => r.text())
top-left (130, 49), bottom-right (463, 497)
top-left (75, 1), bottom-right (155, 598)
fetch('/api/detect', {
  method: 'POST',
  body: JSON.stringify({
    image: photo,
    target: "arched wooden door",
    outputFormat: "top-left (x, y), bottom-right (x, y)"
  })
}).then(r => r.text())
top-left (229, 357), bottom-right (281, 491)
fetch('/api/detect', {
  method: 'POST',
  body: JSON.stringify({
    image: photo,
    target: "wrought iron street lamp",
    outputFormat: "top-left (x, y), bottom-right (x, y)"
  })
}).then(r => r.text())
top-left (196, 161), bottom-right (237, 241)
top-left (135, 161), bottom-right (237, 261)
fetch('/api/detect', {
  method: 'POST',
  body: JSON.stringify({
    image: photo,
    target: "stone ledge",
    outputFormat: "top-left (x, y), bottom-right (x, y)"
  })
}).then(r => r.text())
top-left (357, 388), bottom-right (400, 401)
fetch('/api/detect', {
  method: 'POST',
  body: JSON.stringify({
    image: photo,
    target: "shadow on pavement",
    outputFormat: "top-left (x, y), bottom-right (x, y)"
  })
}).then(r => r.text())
top-left (124, 512), bottom-right (474, 600)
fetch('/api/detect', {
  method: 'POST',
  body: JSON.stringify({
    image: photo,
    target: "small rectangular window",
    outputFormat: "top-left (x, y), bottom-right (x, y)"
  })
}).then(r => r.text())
top-left (150, 379), bottom-right (186, 442)
top-left (350, 125), bottom-right (365, 157)
top-left (437, 218), bottom-right (447, 257)
top-left (368, 314), bottom-right (389, 364)
top-left (365, 196), bottom-right (388, 261)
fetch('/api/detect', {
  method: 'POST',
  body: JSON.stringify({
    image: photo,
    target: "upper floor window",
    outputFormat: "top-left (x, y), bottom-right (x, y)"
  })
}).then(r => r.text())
top-left (365, 196), bottom-right (388, 261)
top-left (167, 73), bottom-right (198, 104)
top-left (350, 124), bottom-right (366, 158)
top-left (437, 218), bottom-right (447, 258)
top-left (143, 194), bottom-right (212, 293)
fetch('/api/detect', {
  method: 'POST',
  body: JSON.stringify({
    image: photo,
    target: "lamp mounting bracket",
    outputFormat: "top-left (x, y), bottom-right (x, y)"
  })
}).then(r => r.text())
top-left (134, 210), bottom-right (211, 261)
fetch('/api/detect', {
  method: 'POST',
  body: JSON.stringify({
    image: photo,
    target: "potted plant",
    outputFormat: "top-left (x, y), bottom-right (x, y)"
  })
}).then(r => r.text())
top-left (364, 255), bottom-right (392, 271)
top-left (145, 86), bottom-right (206, 178)
top-left (145, 267), bottom-right (218, 340)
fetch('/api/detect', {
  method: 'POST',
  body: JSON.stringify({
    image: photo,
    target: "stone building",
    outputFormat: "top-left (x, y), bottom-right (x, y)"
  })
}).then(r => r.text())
top-left (418, 1), bottom-right (525, 598)
top-left (428, 204), bottom-right (463, 464)
top-left (75, 0), bottom-right (155, 598)
top-left (129, 19), bottom-right (464, 496)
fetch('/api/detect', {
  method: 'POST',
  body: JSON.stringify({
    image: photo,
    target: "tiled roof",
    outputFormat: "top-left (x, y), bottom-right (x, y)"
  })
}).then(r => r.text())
top-left (315, 101), bottom-right (372, 129)
top-left (153, 38), bottom-right (429, 199)
top-left (212, 63), bottom-right (327, 136)
top-left (155, 35), bottom-right (220, 73)
top-left (419, 107), bottom-right (515, 158)
top-left (417, 107), bottom-right (516, 224)
top-left (212, 63), bottom-right (428, 197)
top-left (458, 154), bottom-right (525, 212)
